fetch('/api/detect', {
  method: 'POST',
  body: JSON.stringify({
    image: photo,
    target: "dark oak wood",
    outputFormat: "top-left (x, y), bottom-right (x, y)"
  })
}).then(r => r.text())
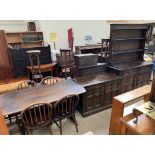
top-left (75, 73), bottom-right (121, 117)
top-left (56, 49), bottom-right (74, 79)
top-left (0, 78), bottom-right (86, 116)
top-left (21, 102), bottom-right (53, 135)
top-left (75, 44), bottom-right (102, 54)
top-left (9, 46), bottom-right (52, 78)
top-left (53, 94), bottom-right (79, 135)
top-left (107, 24), bottom-right (153, 93)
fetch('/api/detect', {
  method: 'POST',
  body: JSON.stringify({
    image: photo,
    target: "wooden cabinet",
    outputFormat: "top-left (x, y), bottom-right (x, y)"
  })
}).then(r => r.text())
top-left (5, 31), bottom-right (44, 49)
top-left (107, 24), bottom-right (153, 93)
top-left (76, 74), bottom-right (121, 117)
top-left (0, 30), bottom-right (13, 81)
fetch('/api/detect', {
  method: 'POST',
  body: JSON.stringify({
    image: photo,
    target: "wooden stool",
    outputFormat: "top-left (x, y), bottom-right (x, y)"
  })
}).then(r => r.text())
top-left (120, 113), bottom-right (155, 135)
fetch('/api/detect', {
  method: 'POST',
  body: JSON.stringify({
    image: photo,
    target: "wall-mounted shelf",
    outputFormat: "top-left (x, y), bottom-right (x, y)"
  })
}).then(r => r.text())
top-left (112, 38), bottom-right (145, 41)
top-left (113, 49), bottom-right (144, 54)
top-left (112, 27), bottom-right (148, 30)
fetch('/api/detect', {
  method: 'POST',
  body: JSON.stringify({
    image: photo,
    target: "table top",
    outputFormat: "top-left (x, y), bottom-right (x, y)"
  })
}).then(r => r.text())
top-left (0, 78), bottom-right (86, 116)
top-left (75, 73), bottom-right (121, 87)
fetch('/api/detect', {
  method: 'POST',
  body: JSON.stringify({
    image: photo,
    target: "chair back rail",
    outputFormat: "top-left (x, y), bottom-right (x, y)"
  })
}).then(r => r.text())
top-left (54, 94), bottom-right (79, 118)
top-left (17, 80), bottom-right (36, 90)
top-left (21, 103), bottom-right (53, 131)
top-left (40, 76), bottom-right (58, 85)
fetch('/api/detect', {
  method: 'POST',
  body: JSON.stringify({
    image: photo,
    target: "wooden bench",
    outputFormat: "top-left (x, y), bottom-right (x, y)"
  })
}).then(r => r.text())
top-left (109, 85), bottom-right (151, 135)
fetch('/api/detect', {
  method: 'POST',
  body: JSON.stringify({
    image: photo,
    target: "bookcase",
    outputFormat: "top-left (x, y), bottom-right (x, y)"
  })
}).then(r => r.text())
top-left (5, 31), bottom-right (44, 49)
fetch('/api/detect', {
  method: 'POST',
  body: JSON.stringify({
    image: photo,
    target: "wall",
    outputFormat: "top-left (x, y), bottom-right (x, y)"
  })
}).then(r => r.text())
top-left (0, 20), bottom-right (27, 32)
top-left (1, 20), bottom-right (155, 51)
top-left (39, 20), bottom-right (110, 50)
top-left (39, 20), bottom-right (155, 51)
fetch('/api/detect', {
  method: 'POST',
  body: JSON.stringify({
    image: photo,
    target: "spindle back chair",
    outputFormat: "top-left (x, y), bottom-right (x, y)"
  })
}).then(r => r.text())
top-left (53, 94), bottom-right (79, 134)
top-left (17, 80), bottom-right (36, 90)
top-left (40, 76), bottom-right (58, 85)
top-left (20, 103), bottom-right (53, 134)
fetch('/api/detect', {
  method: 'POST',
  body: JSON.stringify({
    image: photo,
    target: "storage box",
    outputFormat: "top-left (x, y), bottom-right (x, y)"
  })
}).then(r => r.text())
top-left (74, 54), bottom-right (98, 67)
top-left (74, 63), bottom-right (106, 77)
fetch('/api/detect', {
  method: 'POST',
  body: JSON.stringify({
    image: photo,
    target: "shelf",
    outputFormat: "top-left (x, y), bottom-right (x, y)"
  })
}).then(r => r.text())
top-left (112, 27), bottom-right (148, 30)
top-left (5, 31), bottom-right (44, 49)
top-left (23, 40), bottom-right (43, 43)
top-left (8, 41), bottom-right (22, 44)
top-left (112, 38), bottom-right (145, 41)
top-left (113, 49), bottom-right (144, 54)
top-left (6, 31), bottom-right (42, 34)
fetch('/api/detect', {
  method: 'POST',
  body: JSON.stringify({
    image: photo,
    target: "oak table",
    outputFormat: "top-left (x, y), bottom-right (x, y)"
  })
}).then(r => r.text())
top-left (0, 78), bottom-right (86, 116)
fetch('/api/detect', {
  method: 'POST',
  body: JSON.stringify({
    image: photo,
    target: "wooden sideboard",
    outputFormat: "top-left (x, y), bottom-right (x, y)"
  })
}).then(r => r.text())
top-left (107, 24), bottom-right (153, 94)
top-left (75, 73), bottom-right (121, 117)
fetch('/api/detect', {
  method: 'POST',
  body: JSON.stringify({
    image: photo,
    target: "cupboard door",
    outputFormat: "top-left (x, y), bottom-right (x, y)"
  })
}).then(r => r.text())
top-left (93, 86), bottom-right (101, 108)
top-left (100, 84), bottom-right (105, 105)
top-left (111, 80), bottom-right (120, 98)
top-left (85, 88), bottom-right (94, 111)
top-left (105, 82), bottom-right (112, 105)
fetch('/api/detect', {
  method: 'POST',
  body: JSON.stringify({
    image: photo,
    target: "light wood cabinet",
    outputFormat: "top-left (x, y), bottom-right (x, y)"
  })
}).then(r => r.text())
top-left (5, 31), bottom-right (44, 49)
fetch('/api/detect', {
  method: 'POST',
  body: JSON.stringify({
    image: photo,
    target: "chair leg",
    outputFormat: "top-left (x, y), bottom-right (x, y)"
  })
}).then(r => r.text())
top-left (28, 129), bottom-right (33, 135)
top-left (8, 116), bottom-right (12, 124)
top-left (71, 114), bottom-right (78, 133)
top-left (49, 125), bottom-right (53, 135)
top-left (60, 120), bottom-right (62, 135)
